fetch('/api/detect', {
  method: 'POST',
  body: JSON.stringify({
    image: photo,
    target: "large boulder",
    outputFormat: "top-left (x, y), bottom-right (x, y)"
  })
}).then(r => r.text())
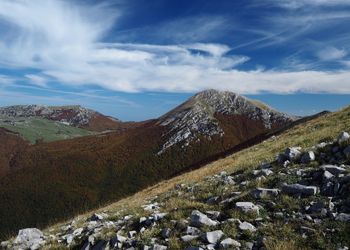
top-left (282, 183), bottom-right (318, 196)
top-left (13, 228), bottom-right (45, 250)
top-left (235, 202), bottom-right (259, 214)
top-left (191, 210), bottom-right (218, 227)
top-left (203, 230), bottom-right (224, 244)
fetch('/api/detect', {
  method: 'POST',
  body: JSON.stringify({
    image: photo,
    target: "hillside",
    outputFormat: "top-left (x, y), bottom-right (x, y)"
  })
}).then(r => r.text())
top-left (0, 90), bottom-right (296, 240)
top-left (4, 104), bottom-right (349, 250)
top-left (0, 128), bottom-right (28, 178)
top-left (0, 105), bottom-right (133, 134)
top-left (0, 115), bottom-right (94, 144)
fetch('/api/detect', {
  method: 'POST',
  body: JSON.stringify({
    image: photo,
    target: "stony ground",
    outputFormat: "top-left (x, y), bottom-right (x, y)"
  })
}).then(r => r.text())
top-left (3, 131), bottom-right (350, 250)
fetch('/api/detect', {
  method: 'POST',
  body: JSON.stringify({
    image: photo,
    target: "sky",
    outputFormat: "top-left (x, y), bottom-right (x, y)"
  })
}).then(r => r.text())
top-left (0, 0), bottom-right (350, 121)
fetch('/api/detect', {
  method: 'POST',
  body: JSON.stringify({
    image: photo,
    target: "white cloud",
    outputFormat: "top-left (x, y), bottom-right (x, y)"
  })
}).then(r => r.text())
top-left (0, 0), bottom-right (349, 95)
top-left (25, 74), bottom-right (48, 87)
top-left (266, 0), bottom-right (350, 9)
top-left (0, 75), bottom-right (16, 85)
top-left (317, 47), bottom-right (347, 61)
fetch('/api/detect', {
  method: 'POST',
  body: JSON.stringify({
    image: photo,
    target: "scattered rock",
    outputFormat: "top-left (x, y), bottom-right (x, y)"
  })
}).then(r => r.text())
top-left (110, 235), bottom-right (127, 248)
top-left (301, 151), bottom-right (316, 164)
top-left (203, 230), bottom-right (224, 244)
top-left (181, 235), bottom-right (199, 242)
top-left (207, 196), bottom-right (220, 205)
top-left (323, 170), bottom-right (334, 180)
top-left (128, 231), bottom-right (137, 238)
top-left (338, 131), bottom-right (350, 143)
top-left (244, 242), bottom-right (254, 250)
top-left (151, 244), bottom-right (167, 250)
top-left (191, 210), bottom-right (218, 227)
top-left (251, 188), bottom-right (279, 198)
top-left (307, 201), bottom-right (326, 214)
top-left (321, 165), bottom-right (346, 175)
top-left (220, 238), bottom-right (241, 249)
top-left (235, 202), bottom-right (259, 214)
top-left (344, 146), bottom-right (350, 159)
top-left (89, 213), bottom-right (104, 221)
top-left (282, 183), bottom-right (318, 196)
top-left (152, 212), bottom-right (168, 221)
top-left (285, 147), bottom-right (302, 161)
top-left (185, 247), bottom-right (204, 250)
top-left (205, 211), bottom-right (221, 220)
top-left (175, 219), bottom-right (188, 231)
top-left (336, 213), bottom-right (350, 222)
top-left (13, 228), bottom-right (46, 250)
top-left (185, 226), bottom-right (201, 236)
top-left (239, 222), bottom-right (257, 232)
top-left (161, 228), bottom-right (171, 239)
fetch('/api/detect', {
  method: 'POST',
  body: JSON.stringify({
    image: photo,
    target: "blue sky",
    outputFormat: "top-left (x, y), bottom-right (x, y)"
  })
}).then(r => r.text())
top-left (0, 0), bottom-right (350, 121)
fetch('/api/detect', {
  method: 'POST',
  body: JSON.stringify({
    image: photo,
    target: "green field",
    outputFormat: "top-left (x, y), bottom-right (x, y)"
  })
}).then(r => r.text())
top-left (0, 115), bottom-right (94, 143)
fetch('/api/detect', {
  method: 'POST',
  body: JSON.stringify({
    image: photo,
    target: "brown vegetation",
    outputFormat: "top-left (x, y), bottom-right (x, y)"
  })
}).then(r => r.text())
top-left (0, 112), bottom-right (291, 239)
top-left (0, 128), bottom-right (28, 178)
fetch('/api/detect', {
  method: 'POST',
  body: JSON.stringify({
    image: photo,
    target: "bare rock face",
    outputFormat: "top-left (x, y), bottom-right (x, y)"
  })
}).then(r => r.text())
top-left (158, 89), bottom-right (295, 153)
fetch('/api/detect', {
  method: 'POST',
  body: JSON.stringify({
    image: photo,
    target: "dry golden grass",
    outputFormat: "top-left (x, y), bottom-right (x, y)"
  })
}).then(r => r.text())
top-left (44, 106), bottom-right (350, 246)
top-left (264, 240), bottom-right (300, 250)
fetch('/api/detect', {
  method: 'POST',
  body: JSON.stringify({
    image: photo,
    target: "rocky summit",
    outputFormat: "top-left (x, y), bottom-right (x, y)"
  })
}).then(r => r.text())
top-left (158, 89), bottom-right (295, 153)
top-left (4, 130), bottom-right (349, 249)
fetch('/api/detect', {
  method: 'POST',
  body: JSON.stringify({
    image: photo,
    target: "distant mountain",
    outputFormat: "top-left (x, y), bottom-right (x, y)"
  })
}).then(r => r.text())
top-left (0, 90), bottom-right (298, 239)
top-left (0, 105), bottom-right (128, 132)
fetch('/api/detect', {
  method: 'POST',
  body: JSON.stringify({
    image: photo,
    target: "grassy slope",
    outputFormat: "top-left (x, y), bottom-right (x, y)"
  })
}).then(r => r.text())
top-left (41, 105), bottom-right (350, 249)
top-left (0, 115), bottom-right (94, 143)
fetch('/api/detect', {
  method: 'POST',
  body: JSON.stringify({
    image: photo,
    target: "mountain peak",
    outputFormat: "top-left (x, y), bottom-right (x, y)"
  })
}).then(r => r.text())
top-left (194, 88), bottom-right (239, 97)
top-left (158, 89), bottom-right (295, 153)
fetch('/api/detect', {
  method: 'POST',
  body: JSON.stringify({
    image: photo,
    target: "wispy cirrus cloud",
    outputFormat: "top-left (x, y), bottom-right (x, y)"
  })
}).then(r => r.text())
top-left (0, 0), bottom-right (349, 95)
top-left (260, 0), bottom-right (350, 9)
top-left (317, 47), bottom-right (347, 61)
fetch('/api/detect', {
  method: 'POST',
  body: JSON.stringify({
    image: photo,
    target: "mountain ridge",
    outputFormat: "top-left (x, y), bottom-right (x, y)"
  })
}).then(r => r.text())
top-left (0, 89), bottom-right (298, 239)
top-left (3, 103), bottom-right (349, 250)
